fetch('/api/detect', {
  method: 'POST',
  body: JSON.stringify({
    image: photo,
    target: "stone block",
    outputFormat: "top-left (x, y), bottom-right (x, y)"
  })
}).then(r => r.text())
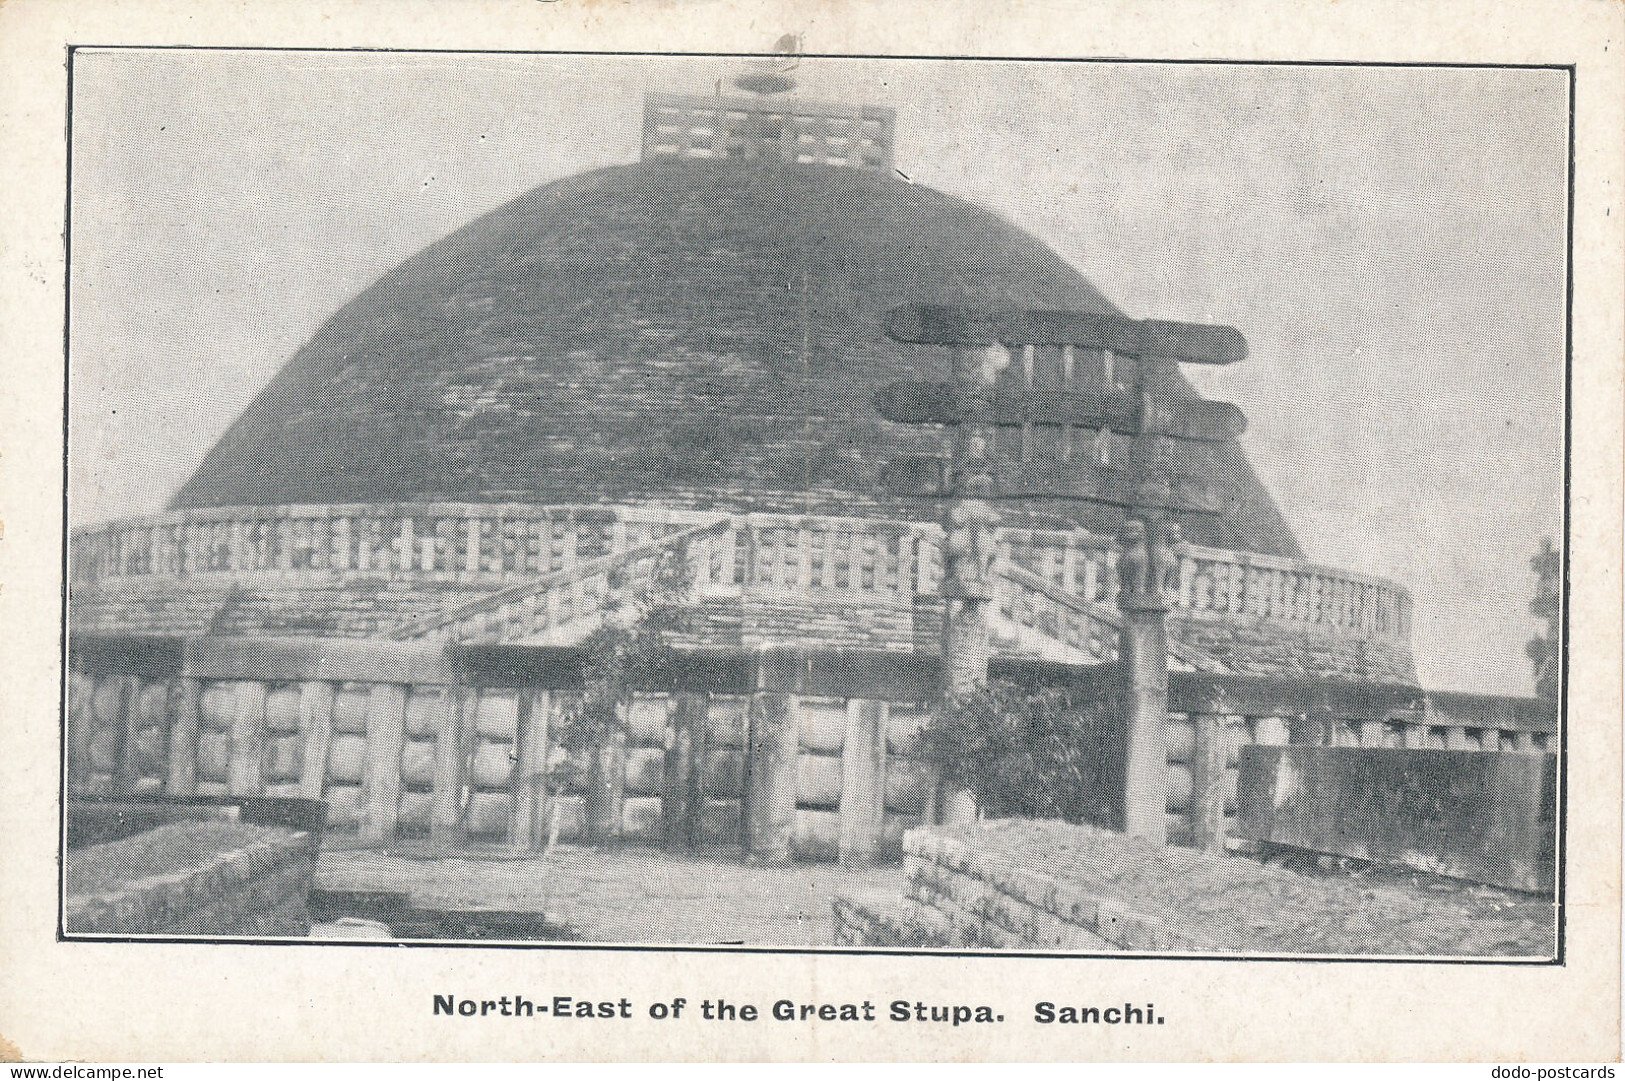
top-left (331, 684), bottom-right (369, 735)
top-left (624, 746), bottom-right (665, 796)
top-left (400, 738), bottom-right (436, 788)
top-left (472, 693), bottom-right (519, 740)
top-left (705, 698), bottom-right (749, 748)
top-left (264, 734), bottom-right (303, 783)
top-left (327, 733), bottom-right (366, 784)
top-left (622, 796), bottom-right (663, 841)
top-left (626, 696), bottom-right (669, 745)
top-left (795, 699), bottom-right (847, 754)
top-left (403, 688), bottom-right (446, 738)
top-left (795, 752), bottom-right (843, 809)
top-left (792, 809), bottom-right (841, 862)
top-left (696, 798), bottom-right (742, 847)
top-left (324, 783), bottom-right (363, 827)
top-left (397, 790), bottom-right (433, 830)
top-left (700, 746), bottom-right (745, 800)
top-left (468, 739), bottom-right (514, 789)
top-left (199, 683), bottom-right (237, 732)
top-left (1237, 745), bottom-right (1557, 892)
top-left (196, 731), bottom-right (231, 784)
top-left (1164, 715), bottom-right (1195, 765)
top-left (265, 685), bottom-right (302, 733)
top-left (464, 791), bottom-right (510, 838)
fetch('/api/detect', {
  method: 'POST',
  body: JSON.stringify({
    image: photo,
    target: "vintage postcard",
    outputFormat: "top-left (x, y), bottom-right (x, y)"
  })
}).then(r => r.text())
top-left (0, 0), bottom-right (1619, 1064)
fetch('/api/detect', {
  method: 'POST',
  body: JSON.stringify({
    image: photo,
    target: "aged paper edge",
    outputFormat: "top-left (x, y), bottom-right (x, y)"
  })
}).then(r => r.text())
top-left (0, 0), bottom-right (1619, 1063)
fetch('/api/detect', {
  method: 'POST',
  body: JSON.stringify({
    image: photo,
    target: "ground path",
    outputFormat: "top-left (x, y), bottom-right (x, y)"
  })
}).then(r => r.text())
top-left (316, 844), bottom-right (905, 946)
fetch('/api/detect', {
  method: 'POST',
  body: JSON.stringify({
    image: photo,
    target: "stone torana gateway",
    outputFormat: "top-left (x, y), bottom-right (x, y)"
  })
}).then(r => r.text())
top-left (68, 82), bottom-right (1537, 866)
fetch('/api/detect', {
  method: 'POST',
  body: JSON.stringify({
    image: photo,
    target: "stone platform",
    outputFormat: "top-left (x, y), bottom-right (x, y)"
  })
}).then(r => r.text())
top-left (834, 820), bottom-right (1557, 956)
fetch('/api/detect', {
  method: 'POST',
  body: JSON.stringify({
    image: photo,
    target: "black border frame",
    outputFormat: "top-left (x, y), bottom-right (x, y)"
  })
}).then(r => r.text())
top-left (56, 46), bottom-right (1575, 965)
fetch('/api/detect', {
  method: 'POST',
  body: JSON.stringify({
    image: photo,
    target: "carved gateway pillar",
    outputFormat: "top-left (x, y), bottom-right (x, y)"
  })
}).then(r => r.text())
top-left (934, 345), bottom-right (1011, 827)
top-left (938, 344), bottom-right (1010, 700)
top-left (879, 305), bottom-right (1247, 846)
top-left (1116, 513), bottom-right (1186, 845)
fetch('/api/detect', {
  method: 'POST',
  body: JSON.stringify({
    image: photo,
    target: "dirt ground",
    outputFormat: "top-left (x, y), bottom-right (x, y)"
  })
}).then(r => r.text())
top-left (315, 844), bottom-right (905, 946)
top-left (317, 825), bottom-right (1557, 955)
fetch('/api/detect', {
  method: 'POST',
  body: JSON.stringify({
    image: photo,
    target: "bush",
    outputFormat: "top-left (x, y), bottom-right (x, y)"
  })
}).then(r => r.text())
top-left (916, 680), bottom-right (1126, 829)
top-left (548, 546), bottom-right (693, 796)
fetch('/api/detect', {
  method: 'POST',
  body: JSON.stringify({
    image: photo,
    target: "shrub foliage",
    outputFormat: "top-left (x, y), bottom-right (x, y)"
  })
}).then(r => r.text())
top-left (548, 545), bottom-right (693, 795)
top-left (916, 680), bottom-right (1126, 829)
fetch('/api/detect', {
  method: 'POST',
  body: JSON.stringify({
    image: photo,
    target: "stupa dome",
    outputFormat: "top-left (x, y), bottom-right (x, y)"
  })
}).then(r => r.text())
top-left (172, 156), bottom-right (1301, 557)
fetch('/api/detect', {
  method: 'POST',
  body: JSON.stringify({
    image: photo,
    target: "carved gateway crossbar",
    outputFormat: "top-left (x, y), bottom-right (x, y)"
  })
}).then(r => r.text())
top-left (877, 303), bottom-right (1274, 844)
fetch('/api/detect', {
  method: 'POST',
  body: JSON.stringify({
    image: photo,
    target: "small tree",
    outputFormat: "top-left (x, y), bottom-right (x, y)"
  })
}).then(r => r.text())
top-left (546, 545), bottom-right (694, 818)
top-left (916, 679), bottom-right (1125, 828)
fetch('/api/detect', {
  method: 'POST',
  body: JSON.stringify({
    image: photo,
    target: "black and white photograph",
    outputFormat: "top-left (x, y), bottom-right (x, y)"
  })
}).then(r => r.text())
top-left (59, 48), bottom-right (1569, 961)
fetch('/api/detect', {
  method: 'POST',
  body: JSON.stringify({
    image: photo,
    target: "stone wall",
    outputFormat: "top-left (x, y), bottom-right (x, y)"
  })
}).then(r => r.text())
top-left (72, 576), bottom-right (1414, 683)
top-left (835, 821), bottom-right (1557, 956)
top-left (1238, 745), bottom-right (1558, 892)
top-left (896, 829), bottom-right (1161, 950)
top-left (66, 638), bottom-right (949, 863)
top-left (65, 821), bottom-right (317, 937)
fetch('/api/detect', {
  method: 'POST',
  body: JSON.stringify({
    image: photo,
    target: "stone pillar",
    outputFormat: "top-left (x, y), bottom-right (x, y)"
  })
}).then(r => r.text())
top-left (297, 680), bottom-right (336, 801)
top-left (586, 724), bottom-right (627, 843)
top-left (938, 343), bottom-right (1008, 700)
top-left (837, 698), bottom-right (887, 866)
top-left (430, 688), bottom-right (470, 845)
top-left (1190, 712), bottom-right (1228, 853)
top-left (510, 689), bottom-right (551, 850)
top-left (940, 579), bottom-right (994, 699)
top-left (664, 693), bottom-right (706, 851)
top-left (359, 682), bottom-right (407, 844)
top-left (115, 674), bottom-right (144, 795)
top-left (226, 679), bottom-right (268, 799)
top-left (745, 692), bottom-right (798, 865)
top-left (166, 678), bottom-right (202, 797)
top-left (1117, 516), bottom-right (1173, 846)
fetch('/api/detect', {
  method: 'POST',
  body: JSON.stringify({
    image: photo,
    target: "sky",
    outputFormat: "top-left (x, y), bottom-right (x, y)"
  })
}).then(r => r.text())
top-left (66, 51), bottom-right (1568, 694)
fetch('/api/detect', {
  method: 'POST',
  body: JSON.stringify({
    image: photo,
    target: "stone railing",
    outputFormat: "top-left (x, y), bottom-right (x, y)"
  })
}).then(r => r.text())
top-left (70, 503), bottom-right (1412, 650)
top-left (1177, 545), bottom-right (1411, 640)
top-left (66, 636), bottom-right (1549, 864)
top-left (68, 503), bottom-right (724, 586)
top-left (1157, 674), bottom-right (1557, 850)
top-left (65, 638), bottom-right (951, 863)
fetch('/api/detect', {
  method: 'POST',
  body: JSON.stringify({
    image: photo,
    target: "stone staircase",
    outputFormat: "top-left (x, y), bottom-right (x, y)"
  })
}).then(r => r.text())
top-left (387, 516), bottom-right (1225, 671)
top-left (387, 516), bottom-right (733, 645)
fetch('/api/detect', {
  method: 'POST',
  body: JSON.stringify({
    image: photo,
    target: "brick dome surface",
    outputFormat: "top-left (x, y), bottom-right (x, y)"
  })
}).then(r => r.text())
top-left (173, 161), bottom-right (1302, 557)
